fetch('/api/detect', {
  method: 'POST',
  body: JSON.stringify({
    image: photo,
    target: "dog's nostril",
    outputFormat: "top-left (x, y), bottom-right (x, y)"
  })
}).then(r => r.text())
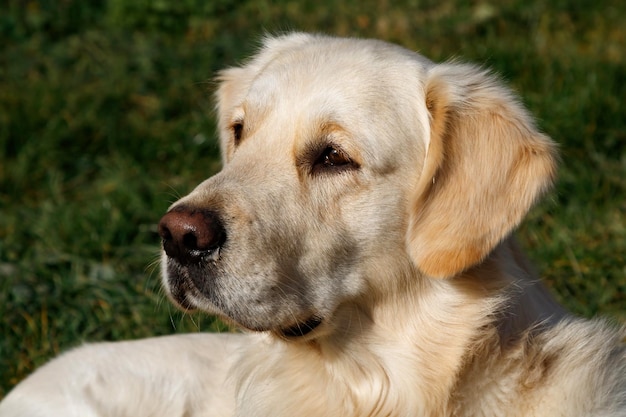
top-left (182, 232), bottom-right (199, 251)
top-left (158, 206), bottom-right (226, 265)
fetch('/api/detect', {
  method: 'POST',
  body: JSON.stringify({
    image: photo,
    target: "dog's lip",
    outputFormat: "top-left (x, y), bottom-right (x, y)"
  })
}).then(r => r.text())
top-left (279, 316), bottom-right (323, 338)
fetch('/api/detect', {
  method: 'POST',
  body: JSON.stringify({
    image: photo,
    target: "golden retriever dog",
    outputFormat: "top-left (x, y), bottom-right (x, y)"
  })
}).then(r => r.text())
top-left (1, 33), bottom-right (624, 417)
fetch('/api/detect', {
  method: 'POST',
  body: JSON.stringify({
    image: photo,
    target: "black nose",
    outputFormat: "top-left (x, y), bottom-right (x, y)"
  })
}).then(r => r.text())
top-left (158, 206), bottom-right (226, 265)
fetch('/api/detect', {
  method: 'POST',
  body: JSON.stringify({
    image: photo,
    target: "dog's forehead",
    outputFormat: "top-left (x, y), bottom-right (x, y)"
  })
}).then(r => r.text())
top-left (245, 43), bottom-right (384, 112)
top-left (242, 37), bottom-right (429, 139)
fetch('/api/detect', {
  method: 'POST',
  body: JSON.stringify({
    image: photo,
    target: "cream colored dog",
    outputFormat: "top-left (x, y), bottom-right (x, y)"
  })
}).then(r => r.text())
top-left (1, 33), bottom-right (624, 417)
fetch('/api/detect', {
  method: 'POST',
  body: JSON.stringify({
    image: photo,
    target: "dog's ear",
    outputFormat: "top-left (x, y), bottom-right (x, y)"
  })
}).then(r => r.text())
top-left (407, 63), bottom-right (558, 278)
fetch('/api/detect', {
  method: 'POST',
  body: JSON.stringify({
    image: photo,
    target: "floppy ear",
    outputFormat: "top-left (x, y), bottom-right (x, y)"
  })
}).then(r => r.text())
top-left (408, 63), bottom-right (558, 278)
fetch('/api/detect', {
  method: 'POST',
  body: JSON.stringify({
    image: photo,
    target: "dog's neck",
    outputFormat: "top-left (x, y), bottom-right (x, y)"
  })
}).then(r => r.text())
top-left (234, 237), bottom-right (567, 417)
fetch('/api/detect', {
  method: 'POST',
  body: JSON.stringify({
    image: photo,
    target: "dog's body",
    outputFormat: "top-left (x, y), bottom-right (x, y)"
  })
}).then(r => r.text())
top-left (1, 33), bottom-right (624, 417)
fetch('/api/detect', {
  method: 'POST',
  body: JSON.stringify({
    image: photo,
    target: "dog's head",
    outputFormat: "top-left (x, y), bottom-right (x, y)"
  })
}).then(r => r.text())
top-left (159, 33), bottom-right (557, 339)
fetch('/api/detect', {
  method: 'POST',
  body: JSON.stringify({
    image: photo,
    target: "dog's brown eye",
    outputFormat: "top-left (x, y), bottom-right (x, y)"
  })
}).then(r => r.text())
top-left (324, 148), bottom-right (350, 166)
top-left (312, 146), bottom-right (355, 174)
top-left (232, 122), bottom-right (243, 145)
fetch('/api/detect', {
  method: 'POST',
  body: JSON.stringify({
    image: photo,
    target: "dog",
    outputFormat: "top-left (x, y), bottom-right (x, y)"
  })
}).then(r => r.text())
top-left (1, 33), bottom-right (624, 417)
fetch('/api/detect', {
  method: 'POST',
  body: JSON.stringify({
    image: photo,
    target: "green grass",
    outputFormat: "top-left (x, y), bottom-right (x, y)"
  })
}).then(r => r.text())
top-left (1, 0), bottom-right (625, 397)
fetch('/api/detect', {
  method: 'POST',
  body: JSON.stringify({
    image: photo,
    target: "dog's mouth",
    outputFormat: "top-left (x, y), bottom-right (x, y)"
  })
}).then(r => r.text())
top-left (279, 316), bottom-right (323, 338)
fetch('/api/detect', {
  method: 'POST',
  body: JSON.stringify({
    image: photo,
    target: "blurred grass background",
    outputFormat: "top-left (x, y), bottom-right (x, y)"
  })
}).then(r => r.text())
top-left (1, 0), bottom-right (624, 397)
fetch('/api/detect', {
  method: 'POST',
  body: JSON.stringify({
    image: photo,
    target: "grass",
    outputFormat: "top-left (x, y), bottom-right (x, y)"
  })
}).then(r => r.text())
top-left (1, 0), bottom-right (625, 397)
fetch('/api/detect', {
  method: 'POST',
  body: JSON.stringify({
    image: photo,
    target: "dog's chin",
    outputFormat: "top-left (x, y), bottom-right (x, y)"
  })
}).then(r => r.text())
top-left (164, 277), bottom-right (325, 340)
top-left (169, 295), bottom-right (325, 340)
top-left (232, 315), bottom-right (325, 341)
